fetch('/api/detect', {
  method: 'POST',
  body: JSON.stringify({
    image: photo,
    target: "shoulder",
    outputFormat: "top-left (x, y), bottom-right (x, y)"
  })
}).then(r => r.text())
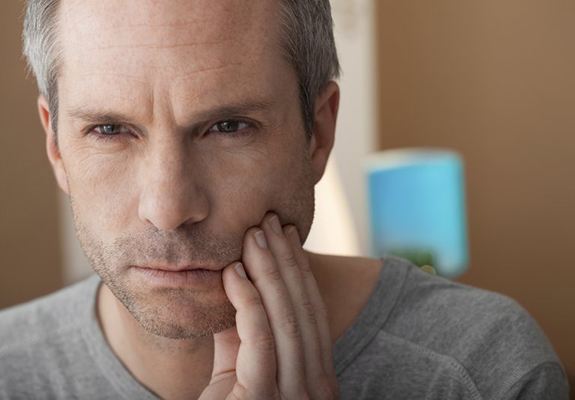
top-left (389, 262), bottom-right (555, 363)
top-left (0, 275), bottom-right (102, 396)
top-left (392, 264), bottom-right (565, 396)
top-left (340, 257), bottom-right (569, 399)
top-left (0, 275), bottom-right (99, 351)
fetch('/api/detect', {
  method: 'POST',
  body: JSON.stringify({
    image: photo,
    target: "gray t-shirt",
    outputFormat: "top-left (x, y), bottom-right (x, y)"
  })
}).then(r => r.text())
top-left (0, 257), bottom-right (569, 399)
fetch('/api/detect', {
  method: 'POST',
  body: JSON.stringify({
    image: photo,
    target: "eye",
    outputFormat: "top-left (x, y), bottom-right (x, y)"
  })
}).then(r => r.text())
top-left (93, 124), bottom-right (130, 136)
top-left (88, 124), bottom-right (134, 142)
top-left (208, 120), bottom-right (251, 135)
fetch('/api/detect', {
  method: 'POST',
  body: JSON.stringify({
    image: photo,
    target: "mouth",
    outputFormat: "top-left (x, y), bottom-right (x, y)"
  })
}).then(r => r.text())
top-left (131, 265), bottom-right (224, 287)
top-left (132, 264), bottom-right (223, 272)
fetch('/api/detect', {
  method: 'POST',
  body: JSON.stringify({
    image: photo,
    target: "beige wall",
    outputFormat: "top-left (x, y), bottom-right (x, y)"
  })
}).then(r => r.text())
top-left (0, 1), bottom-right (63, 308)
top-left (376, 0), bottom-right (575, 389)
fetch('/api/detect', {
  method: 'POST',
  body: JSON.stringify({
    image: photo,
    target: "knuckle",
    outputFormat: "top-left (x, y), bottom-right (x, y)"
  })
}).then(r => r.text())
top-left (281, 311), bottom-right (301, 340)
top-left (301, 300), bottom-right (317, 324)
top-left (262, 264), bottom-right (283, 282)
top-left (252, 332), bottom-right (276, 354)
top-left (282, 253), bottom-right (299, 269)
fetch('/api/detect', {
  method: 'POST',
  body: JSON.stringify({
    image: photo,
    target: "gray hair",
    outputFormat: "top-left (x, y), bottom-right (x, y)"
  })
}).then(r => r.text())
top-left (278, 0), bottom-right (340, 135)
top-left (22, 0), bottom-right (340, 137)
top-left (22, 0), bottom-right (61, 135)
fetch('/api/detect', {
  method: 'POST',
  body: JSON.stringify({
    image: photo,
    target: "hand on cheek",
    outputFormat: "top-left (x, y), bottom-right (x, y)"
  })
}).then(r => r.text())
top-left (200, 213), bottom-right (339, 400)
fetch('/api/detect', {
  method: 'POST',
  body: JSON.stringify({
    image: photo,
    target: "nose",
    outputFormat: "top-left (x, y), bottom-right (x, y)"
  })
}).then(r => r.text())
top-left (138, 139), bottom-right (209, 231)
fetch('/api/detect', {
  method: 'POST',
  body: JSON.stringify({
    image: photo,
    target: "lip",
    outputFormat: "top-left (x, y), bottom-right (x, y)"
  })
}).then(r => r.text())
top-left (131, 265), bottom-right (223, 287)
top-left (132, 264), bottom-right (222, 272)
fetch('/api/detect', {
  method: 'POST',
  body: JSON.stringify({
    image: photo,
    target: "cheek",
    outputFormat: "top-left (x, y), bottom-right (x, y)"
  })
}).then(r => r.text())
top-left (210, 145), bottom-right (314, 233)
top-left (209, 157), bottom-right (275, 232)
top-left (65, 151), bottom-right (137, 230)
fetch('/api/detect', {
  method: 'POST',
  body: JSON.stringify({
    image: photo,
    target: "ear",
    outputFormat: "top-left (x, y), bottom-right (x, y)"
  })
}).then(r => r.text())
top-left (38, 95), bottom-right (70, 195)
top-left (308, 81), bottom-right (340, 184)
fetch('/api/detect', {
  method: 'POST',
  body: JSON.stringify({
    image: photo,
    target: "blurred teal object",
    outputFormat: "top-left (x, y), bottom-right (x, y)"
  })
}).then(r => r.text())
top-left (365, 148), bottom-right (469, 278)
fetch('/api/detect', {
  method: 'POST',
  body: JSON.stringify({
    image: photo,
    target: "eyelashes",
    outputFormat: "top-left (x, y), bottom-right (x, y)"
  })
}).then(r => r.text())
top-left (208, 120), bottom-right (251, 135)
top-left (87, 119), bottom-right (256, 142)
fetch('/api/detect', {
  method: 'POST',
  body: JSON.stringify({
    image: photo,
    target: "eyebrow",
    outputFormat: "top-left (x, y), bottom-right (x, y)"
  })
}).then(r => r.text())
top-left (66, 99), bottom-right (276, 128)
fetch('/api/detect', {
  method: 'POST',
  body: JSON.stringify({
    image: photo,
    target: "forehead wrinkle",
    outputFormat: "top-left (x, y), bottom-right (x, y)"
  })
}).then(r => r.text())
top-left (172, 61), bottom-right (244, 83)
top-left (88, 39), bottom-right (236, 51)
top-left (74, 71), bottom-right (148, 85)
top-left (66, 22), bottom-right (236, 51)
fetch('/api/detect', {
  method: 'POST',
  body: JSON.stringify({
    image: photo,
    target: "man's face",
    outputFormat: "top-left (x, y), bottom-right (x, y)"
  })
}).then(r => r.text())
top-left (50, 0), bottom-right (323, 339)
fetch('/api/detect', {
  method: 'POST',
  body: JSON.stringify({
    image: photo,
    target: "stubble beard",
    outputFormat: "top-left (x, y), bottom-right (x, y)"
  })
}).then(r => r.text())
top-left (70, 198), bottom-right (238, 339)
top-left (66, 168), bottom-right (316, 340)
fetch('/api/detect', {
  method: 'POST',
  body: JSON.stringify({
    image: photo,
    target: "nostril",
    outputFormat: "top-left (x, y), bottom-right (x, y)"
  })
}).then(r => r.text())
top-left (138, 187), bottom-right (210, 232)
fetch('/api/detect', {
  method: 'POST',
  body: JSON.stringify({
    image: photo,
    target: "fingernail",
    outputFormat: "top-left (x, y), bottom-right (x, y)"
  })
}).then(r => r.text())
top-left (234, 262), bottom-right (247, 279)
top-left (269, 215), bottom-right (281, 235)
top-left (255, 230), bottom-right (268, 249)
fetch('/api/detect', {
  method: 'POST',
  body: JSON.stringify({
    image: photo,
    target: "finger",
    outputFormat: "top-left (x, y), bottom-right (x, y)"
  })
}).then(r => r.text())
top-left (220, 261), bottom-right (278, 397)
top-left (202, 327), bottom-right (239, 399)
top-left (285, 226), bottom-right (338, 387)
top-left (261, 214), bottom-right (325, 393)
top-left (211, 326), bottom-right (239, 380)
top-left (242, 227), bottom-right (307, 398)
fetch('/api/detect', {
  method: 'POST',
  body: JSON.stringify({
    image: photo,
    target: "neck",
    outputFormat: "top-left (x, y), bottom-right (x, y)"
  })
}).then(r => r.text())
top-left (97, 282), bottom-right (215, 399)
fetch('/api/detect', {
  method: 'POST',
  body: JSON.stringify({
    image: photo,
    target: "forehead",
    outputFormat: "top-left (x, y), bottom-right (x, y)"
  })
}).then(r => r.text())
top-left (57, 0), bottom-right (292, 120)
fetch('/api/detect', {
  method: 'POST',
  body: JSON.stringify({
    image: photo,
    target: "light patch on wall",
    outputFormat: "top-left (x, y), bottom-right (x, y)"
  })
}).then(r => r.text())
top-left (59, 192), bottom-right (92, 284)
top-left (308, 0), bottom-right (377, 255)
top-left (305, 158), bottom-right (360, 254)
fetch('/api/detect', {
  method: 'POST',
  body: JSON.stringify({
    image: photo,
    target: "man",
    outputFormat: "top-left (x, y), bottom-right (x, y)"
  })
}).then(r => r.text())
top-left (0, 0), bottom-right (569, 399)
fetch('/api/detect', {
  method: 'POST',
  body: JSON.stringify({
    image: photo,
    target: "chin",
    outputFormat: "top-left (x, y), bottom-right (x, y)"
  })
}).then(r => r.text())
top-left (110, 279), bottom-right (238, 339)
top-left (134, 306), bottom-right (237, 339)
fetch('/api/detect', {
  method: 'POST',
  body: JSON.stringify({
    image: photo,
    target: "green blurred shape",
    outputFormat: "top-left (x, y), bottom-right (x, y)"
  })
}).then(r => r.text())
top-left (388, 248), bottom-right (437, 269)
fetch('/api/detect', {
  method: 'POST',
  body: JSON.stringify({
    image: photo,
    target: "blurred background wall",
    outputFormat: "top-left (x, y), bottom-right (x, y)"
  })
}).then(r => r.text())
top-left (1, 0), bottom-right (573, 393)
top-left (0, 1), bottom-right (63, 308)
top-left (375, 0), bottom-right (575, 388)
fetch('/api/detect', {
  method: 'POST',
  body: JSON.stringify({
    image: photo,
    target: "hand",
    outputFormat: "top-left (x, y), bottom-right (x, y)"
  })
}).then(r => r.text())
top-left (198, 213), bottom-right (339, 400)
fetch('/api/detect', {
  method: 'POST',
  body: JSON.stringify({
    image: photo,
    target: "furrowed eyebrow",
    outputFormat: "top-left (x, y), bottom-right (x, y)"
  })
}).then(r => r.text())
top-left (66, 99), bottom-right (276, 127)
top-left (190, 100), bottom-right (276, 123)
top-left (67, 109), bottom-right (132, 124)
